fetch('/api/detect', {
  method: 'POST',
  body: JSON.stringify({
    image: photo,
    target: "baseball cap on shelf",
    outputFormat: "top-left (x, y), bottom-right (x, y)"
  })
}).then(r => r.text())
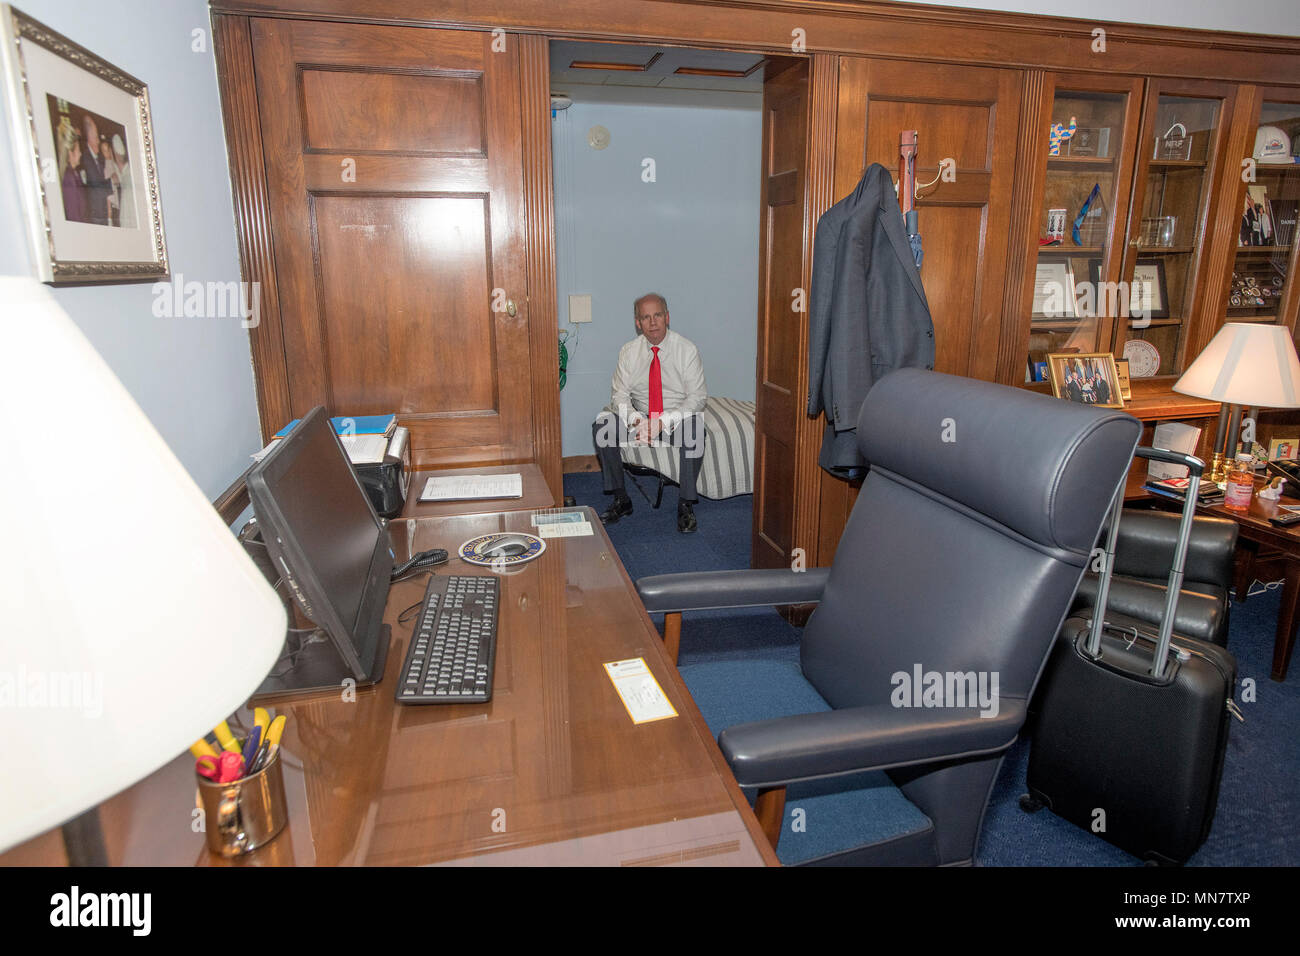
top-left (1253, 125), bottom-right (1294, 164)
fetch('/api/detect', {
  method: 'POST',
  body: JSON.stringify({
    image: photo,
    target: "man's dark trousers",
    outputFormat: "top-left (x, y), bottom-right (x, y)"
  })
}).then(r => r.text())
top-left (591, 412), bottom-right (705, 502)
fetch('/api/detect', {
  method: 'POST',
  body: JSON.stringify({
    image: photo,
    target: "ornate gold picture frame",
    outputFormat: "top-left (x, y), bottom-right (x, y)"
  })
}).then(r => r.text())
top-left (0, 4), bottom-right (167, 282)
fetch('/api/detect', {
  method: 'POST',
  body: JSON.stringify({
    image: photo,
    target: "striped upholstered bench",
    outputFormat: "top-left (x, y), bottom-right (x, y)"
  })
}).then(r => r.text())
top-left (614, 396), bottom-right (755, 502)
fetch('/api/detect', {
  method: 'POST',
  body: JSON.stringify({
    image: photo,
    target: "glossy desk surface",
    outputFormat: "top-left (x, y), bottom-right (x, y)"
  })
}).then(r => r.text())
top-left (1, 508), bottom-right (775, 867)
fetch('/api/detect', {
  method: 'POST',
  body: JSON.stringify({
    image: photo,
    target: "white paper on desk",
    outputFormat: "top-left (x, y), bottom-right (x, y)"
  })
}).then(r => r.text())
top-left (536, 521), bottom-right (593, 538)
top-left (419, 473), bottom-right (523, 502)
top-left (604, 658), bottom-right (677, 724)
top-left (340, 433), bottom-right (389, 464)
top-left (531, 509), bottom-right (587, 526)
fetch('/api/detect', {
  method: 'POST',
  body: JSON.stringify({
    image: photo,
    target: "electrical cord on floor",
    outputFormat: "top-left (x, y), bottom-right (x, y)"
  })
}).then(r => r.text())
top-left (1246, 578), bottom-right (1284, 598)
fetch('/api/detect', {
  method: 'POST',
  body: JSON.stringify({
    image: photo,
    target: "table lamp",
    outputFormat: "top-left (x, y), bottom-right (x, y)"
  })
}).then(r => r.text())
top-left (1173, 322), bottom-right (1300, 482)
top-left (0, 277), bottom-right (287, 863)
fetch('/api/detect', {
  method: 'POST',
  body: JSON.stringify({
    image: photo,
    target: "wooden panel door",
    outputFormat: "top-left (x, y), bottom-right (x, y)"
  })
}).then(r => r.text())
top-left (753, 59), bottom-right (811, 571)
top-left (250, 20), bottom-right (536, 469)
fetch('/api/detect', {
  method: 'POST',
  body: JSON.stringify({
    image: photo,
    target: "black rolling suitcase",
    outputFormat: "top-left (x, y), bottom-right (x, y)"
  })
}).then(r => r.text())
top-left (1023, 448), bottom-right (1242, 865)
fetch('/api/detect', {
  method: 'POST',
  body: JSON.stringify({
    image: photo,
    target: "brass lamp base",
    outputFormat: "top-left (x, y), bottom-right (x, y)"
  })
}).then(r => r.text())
top-left (1207, 451), bottom-right (1229, 484)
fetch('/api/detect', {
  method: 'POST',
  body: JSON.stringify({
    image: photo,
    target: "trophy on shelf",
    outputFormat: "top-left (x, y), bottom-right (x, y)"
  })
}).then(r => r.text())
top-left (1048, 116), bottom-right (1077, 156)
top-left (1072, 184), bottom-right (1107, 247)
top-left (1156, 121), bottom-right (1193, 161)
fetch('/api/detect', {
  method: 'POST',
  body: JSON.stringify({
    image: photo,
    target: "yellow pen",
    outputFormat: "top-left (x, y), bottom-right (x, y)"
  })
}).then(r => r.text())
top-left (189, 738), bottom-right (219, 759)
top-left (254, 707), bottom-right (270, 739)
top-left (265, 715), bottom-right (287, 753)
top-left (213, 720), bottom-right (241, 753)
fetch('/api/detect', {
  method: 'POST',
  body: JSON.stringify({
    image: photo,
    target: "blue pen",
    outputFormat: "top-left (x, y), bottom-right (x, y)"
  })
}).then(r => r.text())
top-left (240, 726), bottom-right (262, 774)
top-left (247, 737), bottom-right (273, 775)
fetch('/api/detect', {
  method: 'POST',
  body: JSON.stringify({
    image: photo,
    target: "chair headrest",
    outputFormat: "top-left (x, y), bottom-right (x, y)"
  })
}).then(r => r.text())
top-left (857, 370), bottom-right (1141, 555)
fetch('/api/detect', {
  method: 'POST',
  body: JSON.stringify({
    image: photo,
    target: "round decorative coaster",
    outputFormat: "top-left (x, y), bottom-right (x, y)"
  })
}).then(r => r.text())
top-left (458, 532), bottom-right (546, 567)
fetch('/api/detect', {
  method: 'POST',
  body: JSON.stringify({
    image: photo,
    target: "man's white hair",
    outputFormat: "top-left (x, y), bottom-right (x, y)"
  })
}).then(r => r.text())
top-left (633, 292), bottom-right (668, 316)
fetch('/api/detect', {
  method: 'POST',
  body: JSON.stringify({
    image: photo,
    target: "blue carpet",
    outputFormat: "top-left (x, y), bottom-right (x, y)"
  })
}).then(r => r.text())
top-left (565, 471), bottom-right (1300, 866)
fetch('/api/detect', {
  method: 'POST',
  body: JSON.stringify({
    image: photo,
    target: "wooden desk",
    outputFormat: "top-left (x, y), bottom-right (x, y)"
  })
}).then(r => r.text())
top-left (0, 508), bottom-right (775, 867)
top-left (401, 463), bottom-right (554, 519)
top-left (1125, 472), bottom-right (1300, 681)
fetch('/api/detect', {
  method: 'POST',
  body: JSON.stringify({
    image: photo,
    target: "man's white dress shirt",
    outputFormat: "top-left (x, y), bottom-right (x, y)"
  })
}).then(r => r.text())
top-left (610, 328), bottom-right (707, 434)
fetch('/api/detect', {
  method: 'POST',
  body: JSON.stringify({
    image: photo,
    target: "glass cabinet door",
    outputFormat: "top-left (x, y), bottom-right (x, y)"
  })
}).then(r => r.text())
top-left (1117, 85), bottom-right (1232, 379)
top-left (1025, 77), bottom-right (1142, 384)
top-left (1225, 96), bottom-right (1300, 332)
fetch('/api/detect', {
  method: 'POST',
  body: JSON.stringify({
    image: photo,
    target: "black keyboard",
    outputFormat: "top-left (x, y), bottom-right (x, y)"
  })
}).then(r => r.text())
top-left (395, 574), bottom-right (499, 704)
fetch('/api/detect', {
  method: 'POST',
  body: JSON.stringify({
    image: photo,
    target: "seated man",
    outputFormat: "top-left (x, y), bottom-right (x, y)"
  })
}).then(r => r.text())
top-left (592, 293), bottom-right (707, 533)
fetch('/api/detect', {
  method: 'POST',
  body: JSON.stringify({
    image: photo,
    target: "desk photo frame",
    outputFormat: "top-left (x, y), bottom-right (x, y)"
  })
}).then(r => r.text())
top-left (1047, 351), bottom-right (1125, 409)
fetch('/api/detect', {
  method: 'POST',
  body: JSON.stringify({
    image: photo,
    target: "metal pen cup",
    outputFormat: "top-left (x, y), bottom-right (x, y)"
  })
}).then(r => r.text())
top-left (197, 749), bottom-right (288, 857)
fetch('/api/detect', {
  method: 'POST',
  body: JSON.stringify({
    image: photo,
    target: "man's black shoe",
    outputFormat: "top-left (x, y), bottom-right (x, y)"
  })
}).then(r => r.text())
top-left (677, 500), bottom-right (697, 534)
top-left (599, 496), bottom-right (633, 525)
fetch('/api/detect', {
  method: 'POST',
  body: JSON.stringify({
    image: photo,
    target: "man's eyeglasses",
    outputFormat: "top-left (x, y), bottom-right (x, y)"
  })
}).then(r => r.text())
top-left (640, 312), bottom-right (667, 321)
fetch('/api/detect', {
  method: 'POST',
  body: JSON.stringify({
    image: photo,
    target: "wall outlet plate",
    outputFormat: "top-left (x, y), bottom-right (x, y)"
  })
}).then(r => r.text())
top-left (569, 294), bottom-right (592, 323)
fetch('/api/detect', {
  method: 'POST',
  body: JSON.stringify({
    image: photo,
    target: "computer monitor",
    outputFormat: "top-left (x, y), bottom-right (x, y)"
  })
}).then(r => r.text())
top-left (245, 406), bottom-right (392, 698)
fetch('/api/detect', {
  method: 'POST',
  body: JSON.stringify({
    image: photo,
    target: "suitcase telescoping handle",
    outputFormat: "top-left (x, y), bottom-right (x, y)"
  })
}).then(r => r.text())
top-left (1086, 448), bottom-right (1205, 679)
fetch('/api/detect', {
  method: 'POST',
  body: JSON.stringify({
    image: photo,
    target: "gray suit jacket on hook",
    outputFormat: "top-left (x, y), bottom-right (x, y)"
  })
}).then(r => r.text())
top-left (807, 163), bottom-right (935, 477)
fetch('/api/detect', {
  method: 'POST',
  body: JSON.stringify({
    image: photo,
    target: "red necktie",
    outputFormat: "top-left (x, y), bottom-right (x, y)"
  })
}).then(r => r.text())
top-left (649, 346), bottom-right (663, 419)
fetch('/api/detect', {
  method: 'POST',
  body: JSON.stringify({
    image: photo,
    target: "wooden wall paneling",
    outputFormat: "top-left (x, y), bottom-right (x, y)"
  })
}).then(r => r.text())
top-left (210, 0), bottom-right (1300, 87)
top-left (810, 56), bottom-right (1023, 564)
top-left (752, 57), bottom-right (811, 571)
top-left (795, 53), bottom-right (840, 570)
top-left (518, 33), bottom-right (563, 500)
top-left (811, 55), bottom-right (867, 568)
top-left (858, 58), bottom-right (1022, 384)
top-left (248, 19), bottom-right (538, 469)
top-left (212, 14), bottom-right (291, 442)
top-left (998, 69), bottom-right (1047, 386)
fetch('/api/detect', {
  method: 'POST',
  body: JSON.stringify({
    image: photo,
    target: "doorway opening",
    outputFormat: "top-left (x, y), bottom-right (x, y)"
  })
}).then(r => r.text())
top-left (549, 39), bottom-right (806, 565)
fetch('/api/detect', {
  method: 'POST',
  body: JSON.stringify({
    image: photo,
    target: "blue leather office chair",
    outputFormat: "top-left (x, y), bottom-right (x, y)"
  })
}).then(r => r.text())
top-left (637, 369), bottom-right (1142, 865)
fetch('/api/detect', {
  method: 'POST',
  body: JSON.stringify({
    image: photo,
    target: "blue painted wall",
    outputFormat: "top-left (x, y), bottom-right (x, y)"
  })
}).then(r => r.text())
top-left (553, 88), bottom-right (762, 458)
top-left (0, 0), bottom-right (262, 500)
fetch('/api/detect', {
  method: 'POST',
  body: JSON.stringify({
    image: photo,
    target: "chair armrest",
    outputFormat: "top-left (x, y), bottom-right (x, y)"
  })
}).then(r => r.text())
top-left (1113, 509), bottom-right (1238, 589)
top-left (718, 700), bottom-right (1026, 789)
top-left (635, 568), bottom-right (830, 613)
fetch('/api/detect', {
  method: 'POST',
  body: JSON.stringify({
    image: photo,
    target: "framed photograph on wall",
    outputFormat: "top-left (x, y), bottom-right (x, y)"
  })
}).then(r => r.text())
top-left (0, 4), bottom-right (168, 282)
top-left (1047, 352), bottom-right (1125, 409)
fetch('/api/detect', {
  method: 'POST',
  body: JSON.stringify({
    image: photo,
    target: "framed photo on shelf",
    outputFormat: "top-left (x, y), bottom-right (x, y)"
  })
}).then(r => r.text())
top-left (1032, 261), bottom-right (1077, 318)
top-left (1047, 352), bottom-right (1125, 409)
top-left (1128, 259), bottom-right (1170, 320)
top-left (1240, 185), bottom-right (1275, 247)
top-left (1114, 358), bottom-right (1133, 401)
top-left (1065, 126), bottom-right (1110, 158)
top-left (0, 4), bottom-right (168, 283)
top-left (1272, 199), bottom-right (1298, 249)
top-left (1269, 437), bottom-right (1299, 462)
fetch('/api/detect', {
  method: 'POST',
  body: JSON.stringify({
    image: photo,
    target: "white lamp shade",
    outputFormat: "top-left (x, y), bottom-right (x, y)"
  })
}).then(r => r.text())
top-left (1173, 322), bottom-right (1300, 409)
top-left (0, 277), bottom-right (287, 854)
